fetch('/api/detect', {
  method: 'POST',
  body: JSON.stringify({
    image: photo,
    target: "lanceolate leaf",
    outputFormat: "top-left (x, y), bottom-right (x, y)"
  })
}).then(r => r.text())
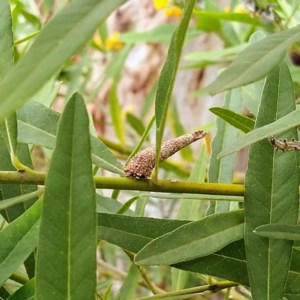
top-left (0, 0), bottom-right (13, 80)
top-left (244, 63), bottom-right (299, 300)
top-left (0, 0), bottom-right (126, 121)
top-left (17, 101), bottom-right (123, 175)
top-left (0, 199), bottom-right (41, 286)
top-left (205, 26), bottom-right (300, 94)
top-left (98, 213), bottom-right (189, 253)
top-left (7, 279), bottom-right (35, 300)
top-left (207, 89), bottom-right (241, 214)
top-left (36, 93), bottom-right (96, 300)
top-left (98, 213), bottom-right (300, 296)
top-left (255, 224), bottom-right (300, 241)
top-left (135, 210), bottom-right (244, 265)
top-left (209, 107), bottom-right (255, 133)
top-left (109, 83), bottom-right (125, 147)
top-left (0, 190), bottom-right (42, 211)
top-left (154, 0), bottom-right (196, 178)
top-left (218, 109), bottom-right (300, 158)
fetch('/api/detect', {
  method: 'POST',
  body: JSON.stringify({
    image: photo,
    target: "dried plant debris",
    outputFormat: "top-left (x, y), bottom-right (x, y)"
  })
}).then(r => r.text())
top-left (268, 136), bottom-right (300, 152)
top-left (124, 130), bottom-right (207, 178)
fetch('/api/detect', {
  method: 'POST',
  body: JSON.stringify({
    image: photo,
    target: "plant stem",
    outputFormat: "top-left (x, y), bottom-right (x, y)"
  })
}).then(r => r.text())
top-left (125, 251), bottom-right (163, 295)
top-left (0, 171), bottom-right (245, 196)
top-left (98, 259), bottom-right (165, 294)
top-left (133, 281), bottom-right (238, 300)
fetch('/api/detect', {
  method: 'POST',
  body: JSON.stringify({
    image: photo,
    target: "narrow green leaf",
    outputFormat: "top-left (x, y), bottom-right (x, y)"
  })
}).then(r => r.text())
top-left (126, 112), bottom-right (146, 137)
top-left (174, 239), bottom-right (249, 286)
top-left (120, 24), bottom-right (197, 44)
top-left (172, 146), bottom-right (207, 290)
top-left (0, 0), bottom-right (126, 121)
top-left (205, 26), bottom-right (300, 94)
top-left (96, 194), bottom-right (134, 215)
top-left (184, 44), bottom-right (247, 62)
top-left (97, 212), bottom-right (300, 296)
top-left (109, 83), bottom-right (125, 146)
top-left (118, 265), bottom-right (140, 300)
top-left (0, 0), bottom-right (29, 172)
top-left (168, 102), bottom-right (193, 162)
top-left (0, 190), bottom-right (42, 211)
top-left (195, 10), bottom-right (265, 27)
top-left (209, 107), bottom-right (254, 133)
top-left (244, 63), bottom-right (299, 300)
top-left (17, 101), bottom-right (123, 175)
top-left (207, 90), bottom-right (242, 214)
top-left (286, 249), bottom-right (300, 296)
top-left (98, 213), bottom-right (189, 253)
top-left (0, 0), bottom-right (13, 79)
top-left (218, 109), bottom-right (300, 158)
top-left (154, 0), bottom-right (196, 178)
top-left (0, 138), bottom-right (37, 223)
top-left (255, 224), bottom-right (300, 241)
top-left (135, 210), bottom-right (244, 265)
top-left (36, 93), bottom-right (96, 300)
top-left (7, 279), bottom-right (35, 300)
top-left (0, 199), bottom-right (41, 286)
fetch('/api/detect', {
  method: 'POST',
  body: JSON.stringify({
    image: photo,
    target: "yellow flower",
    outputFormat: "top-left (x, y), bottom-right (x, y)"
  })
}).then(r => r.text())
top-left (105, 32), bottom-right (124, 52)
top-left (235, 4), bottom-right (247, 14)
top-left (93, 33), bottom-right (104, 50)
top-left (224, 6), bottom-right (231, 13)
top-left (153, 0), bottom-right (169, 10)
top-left (164, 6), bottom-right (183, 17)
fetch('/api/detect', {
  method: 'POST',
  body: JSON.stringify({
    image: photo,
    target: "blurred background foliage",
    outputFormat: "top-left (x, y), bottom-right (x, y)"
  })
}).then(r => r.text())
top-left (5, 0), bottom-right (300, 298)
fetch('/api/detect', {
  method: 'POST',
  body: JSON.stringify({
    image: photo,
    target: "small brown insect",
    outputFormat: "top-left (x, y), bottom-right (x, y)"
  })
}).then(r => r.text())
top-left (124, 130), bottom-right (207, 178)
top-left (268, 136), bottom-right (300, 152)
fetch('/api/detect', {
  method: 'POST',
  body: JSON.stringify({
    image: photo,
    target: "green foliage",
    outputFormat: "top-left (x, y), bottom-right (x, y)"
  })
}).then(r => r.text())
top-left (135, 210), bottom-right (244, 265)
top-left (244, 63), bottom-right (299, 299)
top-left (154, 0), bottom-right (196, 178)
top-left (1, 0), bottom-right (300, 299)
top-left (36, 94), bottom-right (96, 299)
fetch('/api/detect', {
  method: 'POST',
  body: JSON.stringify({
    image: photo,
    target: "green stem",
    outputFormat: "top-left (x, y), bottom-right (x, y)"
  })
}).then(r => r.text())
top-left (14, 31), bottom-right (40, 45)
top-left (125, 251), bottom-right (163, 295)
top-left (9, 273), bottom-right (29, 284)
top-left (0, 171), bottom-right (244, 196)
top-left (134, 281), bottom-right (238, 300)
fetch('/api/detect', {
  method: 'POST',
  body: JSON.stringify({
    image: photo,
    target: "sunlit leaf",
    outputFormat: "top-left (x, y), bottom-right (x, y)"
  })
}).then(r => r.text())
top-left (205, 26), bottom-right (300, 94)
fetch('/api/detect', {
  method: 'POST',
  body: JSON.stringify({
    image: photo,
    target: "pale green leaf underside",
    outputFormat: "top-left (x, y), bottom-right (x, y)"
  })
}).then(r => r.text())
top-left (218, 109), bottom-right (300, 158)
top-left (255, 224), bottom-right (300, 241)
top-left (135, 210), bottom-right (244, 265)
top-left (17, 101), bottom-right (123, 175)
top-left (205, 26), bottom-right (300, 94)
top-left (98, 213), bottom-right (300, 296)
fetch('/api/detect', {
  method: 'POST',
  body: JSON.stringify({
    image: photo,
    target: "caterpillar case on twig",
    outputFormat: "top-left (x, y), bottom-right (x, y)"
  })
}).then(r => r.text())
top-left (268, 136), bottom-right (300, 152)
top-left (124, 130), bottom-right (207, 178)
